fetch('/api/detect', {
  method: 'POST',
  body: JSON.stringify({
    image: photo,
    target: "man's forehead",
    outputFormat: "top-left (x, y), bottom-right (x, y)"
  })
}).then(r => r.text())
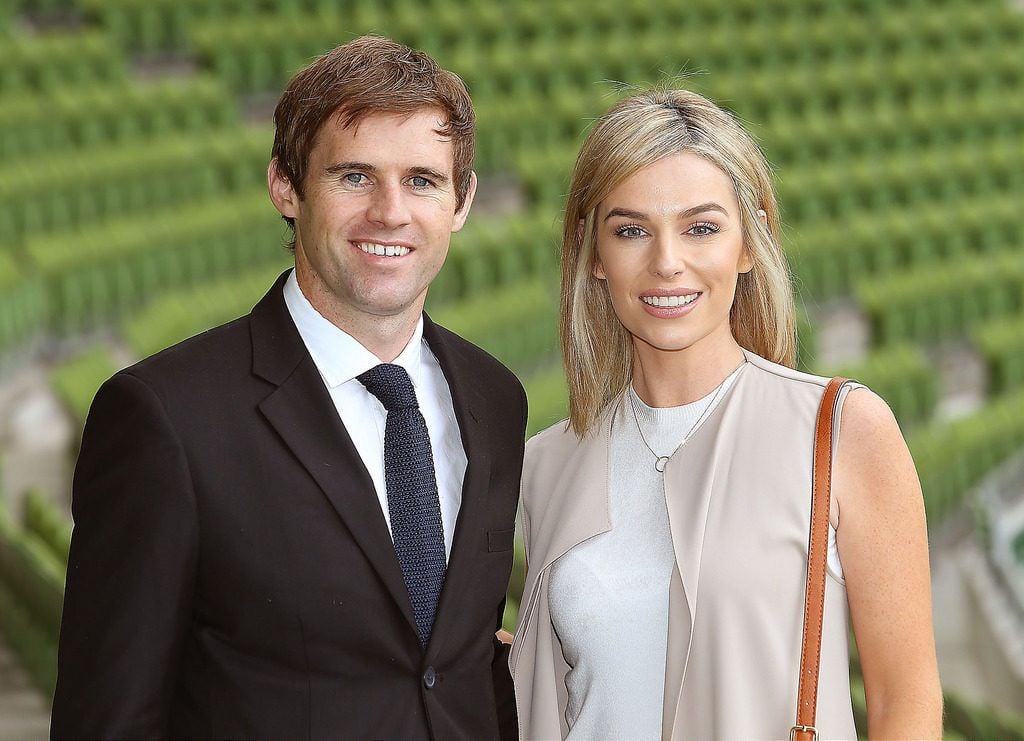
top-left (329, 107), bottom-right (450, 139)
top-left (317, 108), bottom-right (454, 165)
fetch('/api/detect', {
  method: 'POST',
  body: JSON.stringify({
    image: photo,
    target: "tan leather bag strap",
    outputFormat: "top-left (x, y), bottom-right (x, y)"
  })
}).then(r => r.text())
top-left (791, 377), bottom-right (849, 741)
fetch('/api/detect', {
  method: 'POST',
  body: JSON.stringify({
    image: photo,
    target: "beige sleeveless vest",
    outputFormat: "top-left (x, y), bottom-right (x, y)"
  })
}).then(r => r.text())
top-left (510, 350), bottom-right (858, 740)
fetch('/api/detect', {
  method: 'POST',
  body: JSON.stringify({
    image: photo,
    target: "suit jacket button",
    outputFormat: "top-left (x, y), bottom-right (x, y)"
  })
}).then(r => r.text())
top-left (422, 666), bottom-right (437, 689)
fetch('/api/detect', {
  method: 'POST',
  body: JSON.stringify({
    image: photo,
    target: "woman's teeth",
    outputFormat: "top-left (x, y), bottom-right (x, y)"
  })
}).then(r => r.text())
top-left (641, 293), bottom-right (700, 307)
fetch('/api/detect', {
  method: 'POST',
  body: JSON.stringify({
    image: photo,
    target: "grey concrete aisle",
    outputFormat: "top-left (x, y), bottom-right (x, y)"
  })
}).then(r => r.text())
top-left (0, 637), bottom-right (49, 741)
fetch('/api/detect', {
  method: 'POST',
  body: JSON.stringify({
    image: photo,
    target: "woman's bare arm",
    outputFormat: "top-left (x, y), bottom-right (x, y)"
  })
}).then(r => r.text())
top-left (833, 388), bottom-right (943, 739)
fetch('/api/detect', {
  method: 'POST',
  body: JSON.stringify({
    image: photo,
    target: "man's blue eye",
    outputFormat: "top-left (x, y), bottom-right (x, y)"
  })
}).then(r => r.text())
top-left (411, 176), bottom-right (431, 188)
top-left (344, 173), bottom-right (366, 185)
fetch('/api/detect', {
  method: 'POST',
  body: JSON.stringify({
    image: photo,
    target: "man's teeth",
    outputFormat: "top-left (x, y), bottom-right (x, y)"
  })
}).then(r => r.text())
top-left (357, 243), bottom-right (410, 257)
top-left (641, 293), bottom-right (700, 308)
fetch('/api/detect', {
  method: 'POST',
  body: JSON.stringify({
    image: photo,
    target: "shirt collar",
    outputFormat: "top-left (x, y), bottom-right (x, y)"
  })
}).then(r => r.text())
top-left (283, 269), bottom-right (425, 389)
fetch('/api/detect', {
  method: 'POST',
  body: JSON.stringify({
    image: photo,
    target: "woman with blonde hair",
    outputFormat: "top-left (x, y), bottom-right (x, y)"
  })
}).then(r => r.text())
top-left (510, 89), bottom-right (942, 739)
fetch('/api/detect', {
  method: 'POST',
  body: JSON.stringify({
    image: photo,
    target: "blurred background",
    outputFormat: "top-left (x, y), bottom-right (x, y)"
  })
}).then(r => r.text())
top-left (0, 0), bottom-right (1022, 737)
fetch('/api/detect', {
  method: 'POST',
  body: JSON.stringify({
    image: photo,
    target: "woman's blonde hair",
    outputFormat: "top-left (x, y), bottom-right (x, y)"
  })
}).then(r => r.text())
top-left (561, 88), bottom-right (796, 436)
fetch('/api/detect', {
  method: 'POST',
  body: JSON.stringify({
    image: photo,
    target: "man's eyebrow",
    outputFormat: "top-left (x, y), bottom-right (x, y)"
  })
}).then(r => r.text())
top-left (603, 202), bottom-right (730, 221)
top-left (322, 162), bottom-right (451, 186)
top-left (324, 161), bottom-right (376, 175)
top-left (408, 166), bottom-right (450, 185)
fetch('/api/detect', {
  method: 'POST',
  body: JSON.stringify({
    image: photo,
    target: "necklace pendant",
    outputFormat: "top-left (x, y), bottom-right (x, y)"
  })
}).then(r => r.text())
top-left (655, 456), bottom-right (670, 473)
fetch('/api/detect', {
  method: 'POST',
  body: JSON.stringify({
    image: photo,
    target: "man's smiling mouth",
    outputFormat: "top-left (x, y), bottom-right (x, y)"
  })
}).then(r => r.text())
top-left (354, 242), bottom-right (411, 257)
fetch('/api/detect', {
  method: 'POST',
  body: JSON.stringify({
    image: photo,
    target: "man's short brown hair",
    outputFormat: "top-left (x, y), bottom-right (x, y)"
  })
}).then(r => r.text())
top-left (271, 35), bottom-right (475, 228)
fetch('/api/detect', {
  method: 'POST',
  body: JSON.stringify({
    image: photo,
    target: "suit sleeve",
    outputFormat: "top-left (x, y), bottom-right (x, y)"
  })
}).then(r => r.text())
top-left (491, 376), bottom-right (528, 741)
top-left (51, 372), bottom-right (198, 738)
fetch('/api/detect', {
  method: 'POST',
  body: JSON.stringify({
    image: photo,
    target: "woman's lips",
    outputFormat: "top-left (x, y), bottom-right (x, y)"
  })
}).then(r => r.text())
top-left (639, 290), bottom-right (702, 317)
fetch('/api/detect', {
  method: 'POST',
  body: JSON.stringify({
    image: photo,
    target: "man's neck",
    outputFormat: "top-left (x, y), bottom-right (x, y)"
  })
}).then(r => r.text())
top-left (294, 274), bottom-right (422, 363)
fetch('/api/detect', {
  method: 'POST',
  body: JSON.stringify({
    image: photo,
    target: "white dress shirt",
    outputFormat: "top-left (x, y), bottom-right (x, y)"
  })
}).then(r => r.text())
top-left (282, 270), bottom-right (467, 560)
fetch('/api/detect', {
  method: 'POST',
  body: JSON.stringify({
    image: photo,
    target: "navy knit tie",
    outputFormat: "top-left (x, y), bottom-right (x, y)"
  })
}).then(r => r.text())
top-left (358, 363), bottom-right (446, 648)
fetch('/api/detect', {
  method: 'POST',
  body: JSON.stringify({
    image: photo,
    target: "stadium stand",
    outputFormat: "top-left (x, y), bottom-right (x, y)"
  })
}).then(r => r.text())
top-left (973, 316), bottom-right (1024, 394)
top-left (0, 0), bottom-right (1022, 734)
top-left (0, 31), bottom-right (124, 96)
top-left (0, 76), bottom-right (239, 167)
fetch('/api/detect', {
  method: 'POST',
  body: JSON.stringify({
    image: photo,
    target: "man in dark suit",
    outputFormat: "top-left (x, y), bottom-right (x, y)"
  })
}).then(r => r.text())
top-left (51, 36), bottom-right (525, 739)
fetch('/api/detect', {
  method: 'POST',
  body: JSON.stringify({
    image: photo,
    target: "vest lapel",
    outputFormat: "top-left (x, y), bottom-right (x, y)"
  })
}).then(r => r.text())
top-left (513, 403), bottom-right (614, 673)
top-left (661, 361), bottom-right (750, 733)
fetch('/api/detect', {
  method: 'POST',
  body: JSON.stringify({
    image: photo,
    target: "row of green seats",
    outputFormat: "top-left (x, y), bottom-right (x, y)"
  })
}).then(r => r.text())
top-left (76, 0), bottom-right (277, 55)
top-left (827, 345), bottom-right (939, 431)
top-left (691, 44), bottom-right (1022, 124)
top-left (122, 260), bottom-right (290, 360)
top-left (522, 363), bottom-right (569, 437)
top-left (11, 0), bottom-right (76, 16)
top-left (473, 90), bottom-right (602, 175)
top-left (50, 347), bottom-right (119, 429)
top-left (0, 253), bottom-right (47, 358)
top-left (430, 277), bottom-right (559, 378)
top-left (0, 125), bottom-right (270, 246)
top-left (477, 81), bottom-right (1024, 182)
top-left (292, 0), bottom-right (979, 27)
top-left (23, 491), bottom-right (71, 565)
top-left (973, 316), bottom-right (1024, 396)
top-left (0, 76), bottom-right (239, 165)
top-left (273, 0), bottom-right (1009, 74)
top-left (911, 387), bottom-right (1024, 523)
top-left (856, 252), bottom-right (1024, 347)
top-left (466, 21), bottom-right (1021, 105)
top-left (187, 6), bottom-right (1023, 103)
top-left (0, 502), bottom-right (65, 693)
top-left (777, 134), bottom-right (1024, 222)
top-left (511, 146), bottom-right (578, 210)
top-left (428, 209), bottom-right (561, 307)
top-left (762, 90), bottom-right (1024, 166)
top-left (0, 30), bottom-right (125, 97)
top-left (790, 192), bottom-right (1022, 299)
top-left (25, 189), bottom-right (288, 333)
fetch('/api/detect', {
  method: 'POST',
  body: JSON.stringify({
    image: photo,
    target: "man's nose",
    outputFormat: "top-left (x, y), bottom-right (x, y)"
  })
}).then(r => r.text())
top-left (365, 182), bottom-right (412, 229)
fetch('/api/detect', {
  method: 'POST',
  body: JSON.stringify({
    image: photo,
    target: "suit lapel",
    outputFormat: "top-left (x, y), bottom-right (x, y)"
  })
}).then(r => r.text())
top-left (419, 315), bottom-right (493, 656)
top-left (250, 273), bottom-right (417, 636)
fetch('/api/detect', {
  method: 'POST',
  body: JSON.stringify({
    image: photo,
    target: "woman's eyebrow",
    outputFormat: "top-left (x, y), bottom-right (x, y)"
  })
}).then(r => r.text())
top-left (603, 202), bottom-right (729, 222)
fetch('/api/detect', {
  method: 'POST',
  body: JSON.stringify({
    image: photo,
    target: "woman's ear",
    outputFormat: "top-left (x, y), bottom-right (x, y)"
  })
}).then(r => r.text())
top-left (582, 218), bottom-right (607, 279)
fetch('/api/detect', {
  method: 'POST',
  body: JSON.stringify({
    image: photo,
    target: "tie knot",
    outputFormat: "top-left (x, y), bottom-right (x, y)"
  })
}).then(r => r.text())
top-left (357, 363), bottom-right (419, 411)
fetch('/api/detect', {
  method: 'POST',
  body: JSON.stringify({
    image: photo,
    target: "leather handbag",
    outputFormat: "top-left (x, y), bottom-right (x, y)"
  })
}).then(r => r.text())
top-left (791, 377), bottom-right (850, 741)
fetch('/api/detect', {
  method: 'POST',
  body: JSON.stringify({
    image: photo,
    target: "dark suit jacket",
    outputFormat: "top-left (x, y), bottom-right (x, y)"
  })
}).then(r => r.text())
top-left (51, 272), bottom-right (526, 740)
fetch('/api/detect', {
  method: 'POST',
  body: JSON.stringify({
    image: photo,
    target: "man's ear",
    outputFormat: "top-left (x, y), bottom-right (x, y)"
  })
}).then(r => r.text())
top-left (268, 158), bottom-right (299, 219)
top-left (451, 171), bottom-right (478, 232)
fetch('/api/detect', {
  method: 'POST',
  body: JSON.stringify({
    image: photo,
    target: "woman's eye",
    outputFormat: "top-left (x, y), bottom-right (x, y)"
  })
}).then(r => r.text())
top-left (614, 224), bottom-right (646, 239)
top-left (688, 221), bottom-right (719, 237)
